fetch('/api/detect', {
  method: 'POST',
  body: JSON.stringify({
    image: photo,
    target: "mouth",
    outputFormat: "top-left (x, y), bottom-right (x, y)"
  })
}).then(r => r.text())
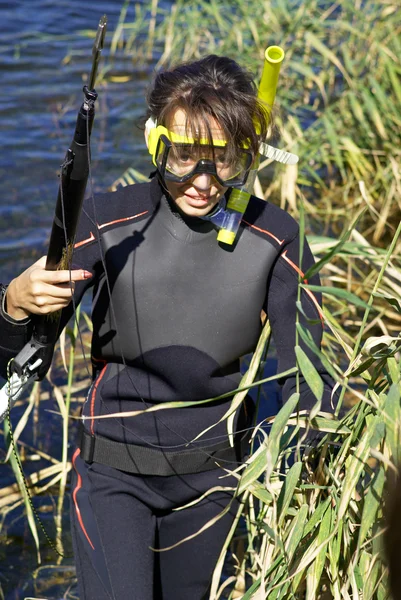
top-left (185, 193), bottom-right (211, 200)
top-left (184, 193), bottom-right (212, 206)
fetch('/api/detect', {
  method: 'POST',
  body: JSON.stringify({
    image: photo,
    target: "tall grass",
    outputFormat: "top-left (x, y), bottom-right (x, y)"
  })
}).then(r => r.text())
top-left (1, 0), bottom-right (400, 598)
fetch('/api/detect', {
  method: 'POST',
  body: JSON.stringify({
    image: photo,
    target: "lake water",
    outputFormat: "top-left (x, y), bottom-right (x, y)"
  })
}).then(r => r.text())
top-left (0, 0), bottom-right (157, 285)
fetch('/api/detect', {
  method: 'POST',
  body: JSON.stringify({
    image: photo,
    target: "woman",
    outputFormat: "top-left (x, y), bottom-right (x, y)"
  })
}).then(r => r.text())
top-left (0, 55), bottom-right (334, 599)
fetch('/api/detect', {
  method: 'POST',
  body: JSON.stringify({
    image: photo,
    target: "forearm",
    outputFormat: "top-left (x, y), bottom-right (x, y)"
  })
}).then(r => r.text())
top-left (0, 284), bottom-right (32, 379)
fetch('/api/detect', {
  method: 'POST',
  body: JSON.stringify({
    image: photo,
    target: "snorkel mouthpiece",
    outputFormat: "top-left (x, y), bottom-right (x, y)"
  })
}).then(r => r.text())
top-left (215, 45), bottom-right (285, 245)
top-left (201, 192), bottom-right (249, 244)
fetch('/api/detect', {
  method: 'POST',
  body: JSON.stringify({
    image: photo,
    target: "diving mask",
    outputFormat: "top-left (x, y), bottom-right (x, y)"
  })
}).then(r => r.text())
top-left (146, 119), bottom-right (253, 187)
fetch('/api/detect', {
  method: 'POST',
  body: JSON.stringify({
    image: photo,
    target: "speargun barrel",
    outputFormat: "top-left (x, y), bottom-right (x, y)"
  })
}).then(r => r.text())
top-left (11, 15), bottom-right (107, 382)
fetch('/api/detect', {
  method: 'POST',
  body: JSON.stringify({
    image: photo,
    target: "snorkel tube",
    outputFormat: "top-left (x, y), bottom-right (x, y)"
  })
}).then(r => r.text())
top-left (215, 45), bottom-right (285, 245)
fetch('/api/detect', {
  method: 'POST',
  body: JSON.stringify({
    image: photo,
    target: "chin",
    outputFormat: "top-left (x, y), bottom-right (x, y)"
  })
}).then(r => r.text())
top-left (176, 195), bottom-right (220, 217)
top-left (181, 204), bottom-right (215, 217)
top-left (180, 205), bottom-right (214, 217)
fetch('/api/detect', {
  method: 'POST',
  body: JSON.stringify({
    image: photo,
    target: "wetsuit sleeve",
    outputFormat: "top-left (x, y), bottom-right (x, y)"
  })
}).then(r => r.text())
top-left (265, 229), bottom-right (335, 414)
top-left (0, 286), bottom-right (33, 379)
top-left (0, 197), bottom-right (101, 381)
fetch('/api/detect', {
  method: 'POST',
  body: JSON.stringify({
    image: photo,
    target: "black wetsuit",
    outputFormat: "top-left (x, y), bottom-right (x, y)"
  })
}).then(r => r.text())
top-left (0, 176), bottom-right (333, 599)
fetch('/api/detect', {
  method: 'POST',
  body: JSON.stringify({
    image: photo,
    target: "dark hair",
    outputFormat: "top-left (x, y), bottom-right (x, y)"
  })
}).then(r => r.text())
top-left (146, 55), bottom-right (272, 161)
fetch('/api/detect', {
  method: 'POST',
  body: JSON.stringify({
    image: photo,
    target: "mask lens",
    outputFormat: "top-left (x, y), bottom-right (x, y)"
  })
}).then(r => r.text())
top-left (156, 135), bottom-right (252, 186)
top-left (215, 149), bottom-right (251, 184)
top-left (167, 144), bottom-right (199, 177)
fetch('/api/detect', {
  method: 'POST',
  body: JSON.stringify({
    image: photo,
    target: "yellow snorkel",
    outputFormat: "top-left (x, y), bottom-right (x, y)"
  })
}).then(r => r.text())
top-left (216, 45), bottom-right (285, 245)
top-left (258, 45), bottom-right (285, 112)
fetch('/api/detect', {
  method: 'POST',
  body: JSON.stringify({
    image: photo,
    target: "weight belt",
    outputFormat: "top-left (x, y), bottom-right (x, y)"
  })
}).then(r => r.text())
top-left (79, 426), bottom-right (251, 476)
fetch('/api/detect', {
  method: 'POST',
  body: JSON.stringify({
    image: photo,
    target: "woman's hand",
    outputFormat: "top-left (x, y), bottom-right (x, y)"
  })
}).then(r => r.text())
top-left (5, 256), bottom-right (92, 320)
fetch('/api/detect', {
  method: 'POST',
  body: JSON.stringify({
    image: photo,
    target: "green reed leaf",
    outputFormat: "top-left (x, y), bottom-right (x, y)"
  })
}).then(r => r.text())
top-left (249, 479), bottom-right (274, 504)
top-left (386, 62), bottom-right (401, 106)
top-left (238, 392), bottom-right (300, 494)
top-left (277, 461), bottom-right (302, 527)
top-left (267, 392), bottom-right (301, 471)
top-left (4, 417), bottom-right (41, 564)
top-left (295, 345), bottom-right (324, 406)
top-left (227, 319), bottom-right (271, 444)
top-left (301, 284), bottom-right (371, 309)
top-left (296, 322), bottom-right (338, 381)
top-left (328, 515), bottom-right (342, 593)
top-left (303, 497), bottom-right (332, 538)
top-left (237, 441), bottom-right (269, 496)
top-left (373, 292), bottom-right (401, 315)
top-left (285, 503), bottom-right (309, 562)
top-left (240, 554), bottom-right (285, 600)
top-left (305, 502), bottom-right (332, 600)
top-left (387, 357), bottom-right (401, 385)
top-left (303, 205), bottom-right (365, 278)
top-left (361, 87), bottom-right (388, 139)
top-left (305, 31), bottom-right (354, 88)
top-left (383, 382), bottom-right (401, 465)
top-left (357, 464), bottom-right (385, 551)
top-left (338, 415), bottom-right (385, 520)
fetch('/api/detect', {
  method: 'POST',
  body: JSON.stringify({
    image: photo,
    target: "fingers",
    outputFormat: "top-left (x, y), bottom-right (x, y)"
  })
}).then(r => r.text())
top-left (26, 267), bottom-right (93, 313)
top-left (32, 281), bottom-right (75, 300)
top-left (5, 257), bottom-right (93, 319)
top-left (34, 256), bottom-right (47, 268)
top-left (28, 297), bottom-right (74, 315)
top-left (31, 266), bottom-right (93, 285)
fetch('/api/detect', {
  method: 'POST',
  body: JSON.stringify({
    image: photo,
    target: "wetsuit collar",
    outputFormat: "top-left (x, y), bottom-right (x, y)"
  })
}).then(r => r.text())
top-left (159, 193), bottom-right (217, 236)
top-left (153, 171), bottom-right (224, 238)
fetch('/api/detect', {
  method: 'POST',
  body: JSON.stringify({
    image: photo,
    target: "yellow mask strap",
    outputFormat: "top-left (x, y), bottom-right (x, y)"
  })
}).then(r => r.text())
top-left (146, 118), bottom-right (228, 164)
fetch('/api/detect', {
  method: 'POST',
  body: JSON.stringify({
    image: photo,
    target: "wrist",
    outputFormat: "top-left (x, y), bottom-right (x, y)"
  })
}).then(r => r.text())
top-left (5, 279), bottom-right (30, 320)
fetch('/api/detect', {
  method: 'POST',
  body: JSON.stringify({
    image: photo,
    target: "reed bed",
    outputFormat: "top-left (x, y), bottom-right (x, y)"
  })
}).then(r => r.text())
top-left (1, 0), bottom-right (400, 598)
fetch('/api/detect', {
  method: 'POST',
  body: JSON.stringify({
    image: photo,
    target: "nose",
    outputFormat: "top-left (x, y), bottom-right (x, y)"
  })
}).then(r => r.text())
top-left (191, 172), bottom-right (215, 190)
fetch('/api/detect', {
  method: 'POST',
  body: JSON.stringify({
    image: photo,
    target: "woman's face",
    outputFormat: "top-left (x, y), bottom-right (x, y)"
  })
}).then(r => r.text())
top-left (162, 108), bottom-right (228, 217)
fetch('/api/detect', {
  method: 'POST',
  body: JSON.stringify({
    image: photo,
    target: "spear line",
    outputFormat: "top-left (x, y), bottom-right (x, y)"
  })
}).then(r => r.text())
top-left (0, 15), bottom-right (108, 422)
